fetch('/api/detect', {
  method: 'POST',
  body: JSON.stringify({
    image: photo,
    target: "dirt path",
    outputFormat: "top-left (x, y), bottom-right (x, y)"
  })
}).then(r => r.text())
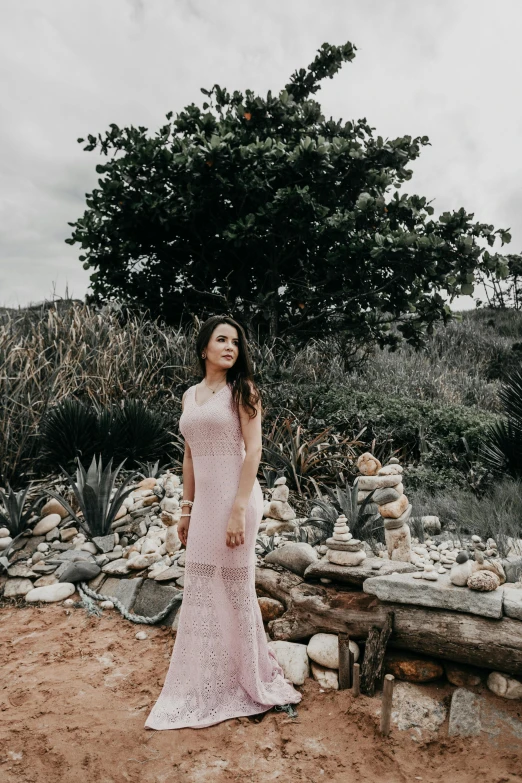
top-left (1, 600), bottom-right (521, 783)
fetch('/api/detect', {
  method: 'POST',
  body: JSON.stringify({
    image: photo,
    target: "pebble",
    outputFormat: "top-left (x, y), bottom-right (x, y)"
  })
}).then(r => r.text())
top-left (135, 631), bottom-right (148, 640)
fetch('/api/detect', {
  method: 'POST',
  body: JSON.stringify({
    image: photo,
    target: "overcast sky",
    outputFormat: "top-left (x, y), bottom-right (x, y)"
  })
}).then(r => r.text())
top-left (1, 0), bottom-right (521, 310)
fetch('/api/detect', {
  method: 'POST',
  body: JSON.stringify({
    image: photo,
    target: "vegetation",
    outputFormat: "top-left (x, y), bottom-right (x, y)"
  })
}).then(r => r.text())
top-left (67, 42), bottom-right (515, 350)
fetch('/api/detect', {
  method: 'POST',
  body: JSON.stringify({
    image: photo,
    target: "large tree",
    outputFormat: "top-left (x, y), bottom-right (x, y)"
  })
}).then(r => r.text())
top-left (68, 41), bottom-right (515, 348)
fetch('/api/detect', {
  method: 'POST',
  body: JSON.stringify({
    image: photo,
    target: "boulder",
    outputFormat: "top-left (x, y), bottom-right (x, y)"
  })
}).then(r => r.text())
top-left (384, 651), bottom-right (443, 683)
top-left (58, 561), bottom-right (101, 583)
top-left (311, 662), bottom-right (339, 689)
top-left (390, 682), bottom-right (447, 734)
top-left (33, 514), bottom-right (61, 536)
top-left (449, 687), bottom-right (522, 745)
top-left (25, 582), bottom-right (76, 603)
top-left (307, 632), bottom-right (359, 669)
top-left (258, 596), bottom-right (285, 622)
top-left (444, 661), bottom-right (482, 688)
top-left (487, 671), bottom-right (522, 700)
top-left (467, 571), bottom-right (501, 591)
top-left (384, 523), bottom-right (411, 562)
top-left (264, 542), bottom-right (319, 576)
top-left (303, 557), bottom-right (416, 586)
top-left (268, 640), bottom-right (309, 685)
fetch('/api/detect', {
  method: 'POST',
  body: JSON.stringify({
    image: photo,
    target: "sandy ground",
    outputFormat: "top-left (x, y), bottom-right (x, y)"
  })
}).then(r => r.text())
top-left (1, 597), bottom-right (522, 783)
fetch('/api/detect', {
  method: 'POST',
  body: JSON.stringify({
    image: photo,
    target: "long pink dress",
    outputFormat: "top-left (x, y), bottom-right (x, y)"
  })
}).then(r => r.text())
top-left (144, 382), bottom-right (302, 730)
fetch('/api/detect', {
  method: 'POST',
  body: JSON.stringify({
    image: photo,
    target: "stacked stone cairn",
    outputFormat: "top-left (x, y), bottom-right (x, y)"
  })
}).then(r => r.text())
top-left (261, 477), bottom-right (298, 537)
top-left (356, 453), bottom-right (412, 563)
top-left (324, 514), bottom-right (366, 566)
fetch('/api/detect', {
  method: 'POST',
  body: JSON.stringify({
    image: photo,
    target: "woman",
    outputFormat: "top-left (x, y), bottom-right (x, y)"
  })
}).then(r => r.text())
top-left (145, 314), bottom-right (302, 730)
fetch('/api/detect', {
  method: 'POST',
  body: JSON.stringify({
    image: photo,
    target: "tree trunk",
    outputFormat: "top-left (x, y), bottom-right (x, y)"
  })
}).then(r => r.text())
top-left (255, 566), bottom-right (522, 676)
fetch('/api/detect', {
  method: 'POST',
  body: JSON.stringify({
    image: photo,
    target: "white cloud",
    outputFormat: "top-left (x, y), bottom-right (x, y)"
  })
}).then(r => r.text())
top-left (0, 0), bottom-right (520, 309)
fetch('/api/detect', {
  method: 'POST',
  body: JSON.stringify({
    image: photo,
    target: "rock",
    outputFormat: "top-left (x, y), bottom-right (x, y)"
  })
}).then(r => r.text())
top-left (391, 682), bottom-right (447, 734)
top-left (448, 688), bottom-right (482, 737)
top-left (357, 452), bottom-right (382, 476)
top-left (487, 671), bottom-right (522, 699)
top-left (94, 576), bottom-right (143, 610)
top-left (450, 559), bottom-right (473, 586)
top-left (303, 557), bottom-right (415, 585)
top-left (384, 652), bottom-right (444, 683)
top-left (271, 483), bottom-right (289, 502)
top-left (154, 565), bottom-right (185, 582)
top-left (258, 596), bottom-right (285, 622)
top-left (501, 555), bottom-right (522, 583)
top-left (357, 475), bottom-right (402, 491)
top-left (92, 534), bottom-right (115, 554)
top-left (377, 464), bottom-right (403, 476)
top-left (4, 577), bottom-right (34, 597)
top-left (448, 687), bottom-right (522, 746)
top-left (58, 561), bottom-right (101, 583)
top-left (326, 549), bottom-right (366, 566)
top-left (267, 640), bottom-right (309, 685)
top-left (132, 580), bottom-right (182, 627)
top-left (378, 494), bottom-right (409, 519)
top-left (421, 516), bottom-right (441, 535)
top-left (472, 551), bottom-right (506, 584)
top-left (128, 554), bottom-right (162, 570)
top-left (384, 523), bottom-right (412, 562)
top-left (383, 504), bottom-right (412, 530)
top-left (372, 487), bottom-right (402, 505)
top-left (0, 527), bottom-right (10, 537)
top-left (264, 519), bottom-right (297, 536)
top-left (138, 477), bottom-right (157, 490)
top-left (0, 536), bottom-right (13, 551)
top-left (307, 632), bottom-right (359, 669)
top-left (25, 582), bottom-right (76, 603)
top-left (267, 500), bottom-right (296, 522)
top-left (33, 574), bottom-right (59, 588)
top-left (311, 662), bottom-right (339, 689)
top-left (467, 571), bottom-right (501, 591)
top-left (264, 542), bottom-right (319, 576)
top-left (33, 514), bottom-right (62, 536)
top-left (444, 662), bottom-right (482, 688)
top-left (101, 558), bottom-right (133, 575)
top-left (357, 490), bottom-right (373, 503)
top-left (363, 571), bottom-right (504, 618)
top-left (7, 563), bottom-right (37, 578)
top-left (503, 585), bottom-right (522, 620)
top-left (40, 499), bottom-right (69, 518)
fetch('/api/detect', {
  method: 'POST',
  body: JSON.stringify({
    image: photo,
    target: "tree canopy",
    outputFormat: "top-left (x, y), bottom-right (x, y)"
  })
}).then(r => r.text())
top-left (68, 41), bottom-right (516, 349)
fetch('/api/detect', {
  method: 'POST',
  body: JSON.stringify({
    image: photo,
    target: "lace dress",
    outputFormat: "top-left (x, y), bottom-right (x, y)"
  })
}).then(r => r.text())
top-left (144, 382), bottom-right (302, 730)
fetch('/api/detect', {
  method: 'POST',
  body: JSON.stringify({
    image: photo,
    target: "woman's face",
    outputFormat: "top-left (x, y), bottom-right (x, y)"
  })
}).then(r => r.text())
top-left (204, 323), bottom-right (239, 370)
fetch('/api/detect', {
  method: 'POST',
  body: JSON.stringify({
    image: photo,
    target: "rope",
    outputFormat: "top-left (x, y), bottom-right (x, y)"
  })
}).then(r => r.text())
top-left (75, 581), bottom-right (183, 624)
top-left (274, 704), bottom-right (298, 718)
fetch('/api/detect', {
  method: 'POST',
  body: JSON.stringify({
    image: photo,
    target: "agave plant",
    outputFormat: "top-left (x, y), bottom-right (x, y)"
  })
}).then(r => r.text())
top-left (44, 454), bottom-right (139, 539)
top-left (135, 459), bottom-right (171, 479)
top-left (0, 481), bottom-right (39, 572)
top-left (255, 533), bottom-right (277, 555)
top-left (481, 368), bottom-right (522, 479)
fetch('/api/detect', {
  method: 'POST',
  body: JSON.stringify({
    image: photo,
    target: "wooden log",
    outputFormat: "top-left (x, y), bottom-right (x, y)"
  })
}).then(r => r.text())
top-left (255, 567), bottom-right (522, 675)
top-left (338, 633), bottom-right (352, 690)
top-left (360, 612), bottom-right (393, 696)
top-left (352, 663), bottom-right (360, 697)
top-left (380, 674), bottom-right (394, 736)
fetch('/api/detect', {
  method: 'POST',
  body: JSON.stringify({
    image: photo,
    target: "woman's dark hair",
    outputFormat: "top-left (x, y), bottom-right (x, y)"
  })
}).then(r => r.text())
top-left (195, 314), bottom-right (262, 419)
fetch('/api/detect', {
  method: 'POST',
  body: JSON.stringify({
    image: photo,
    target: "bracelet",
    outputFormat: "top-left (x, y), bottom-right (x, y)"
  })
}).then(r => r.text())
top-left (180, 500), bottom-right (193, 508)
top-left (180, 513), bottom-right (191, 518)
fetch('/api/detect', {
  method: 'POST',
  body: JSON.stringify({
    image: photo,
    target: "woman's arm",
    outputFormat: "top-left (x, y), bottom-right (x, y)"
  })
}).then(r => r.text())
top-left (226, 384), bottom-right (263, 548)
top-left (179, 390), bottom-right (195, 547)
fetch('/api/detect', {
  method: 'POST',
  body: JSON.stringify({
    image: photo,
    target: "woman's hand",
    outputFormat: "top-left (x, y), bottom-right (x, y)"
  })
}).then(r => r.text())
top-left (178, 515), bottom-right (190, 547)
top-left (226, 507), bottom-right (246, 548)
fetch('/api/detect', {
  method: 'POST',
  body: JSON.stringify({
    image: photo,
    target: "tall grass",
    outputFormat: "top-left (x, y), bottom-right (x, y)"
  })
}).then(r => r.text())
top-left (1, 299), bottom-right (520, 487)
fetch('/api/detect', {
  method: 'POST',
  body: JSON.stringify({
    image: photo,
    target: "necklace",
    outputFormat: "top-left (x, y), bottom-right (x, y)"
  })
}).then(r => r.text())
top-left (203, 377), bottom-right (227, 394)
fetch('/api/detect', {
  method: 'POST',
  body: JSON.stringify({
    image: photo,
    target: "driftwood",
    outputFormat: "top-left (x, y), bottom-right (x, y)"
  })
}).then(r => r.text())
top-left (360, 612), bottom-right (394, 696)
top-left (255, 566), bottom-right (522, 676)
top-left (338, 633), bottom-right (353, 689)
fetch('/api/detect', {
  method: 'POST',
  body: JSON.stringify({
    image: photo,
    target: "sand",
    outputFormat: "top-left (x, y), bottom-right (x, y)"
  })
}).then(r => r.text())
top-left (1, 598), bottom-right (521, 783)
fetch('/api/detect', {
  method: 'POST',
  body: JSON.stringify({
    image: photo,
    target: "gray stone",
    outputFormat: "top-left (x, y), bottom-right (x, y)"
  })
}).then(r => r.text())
top-left (92, 534), bottom-right (115, 554)
top-left (264, 542), bottom-right (319, 576)
top-left (501, 555), bottom-right (522, 583)
top-left (503, 584), bottom-right (522, 620)
top-left (94, 576), bottom-right (143, 609)
top-left (391, 682), bottom-right (447, 734)
top-left (176, 573), bottom-right (185, 587)
top-left (421, 516), bottom-right (441, 535)
top-left (131, 579), bottom-right (182, 626)
top-left (358, 475), bottom-right (402, 490)
top-left (304, 557), bottom-right (415, 586)
top-left (4, 577), bottom-right (34, 597)
top-left (373, 487), bottom-right (401, 505)
top-left (448, 687), bottom-right (522, 747)
top-left (50, 549), bottom-right (94, 562)
top-left (363, 571), bottom-right (504, 618)
top-left (16, 536), bottom-right (46, 558)
top-left (7, 563), bottom-right (37, 578)
top-left (448, 688), bottom-right (482, 737)
top-left (58, 561), bottom-right (101, 583)
top-left (154, 565), bottom-right (185, 582)
top-left (101, 558), bottom-right (133, 575)
top-left (31, 562), bottom-right (59, 574)
top-left (384, 504), bottom-right (412, 530)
